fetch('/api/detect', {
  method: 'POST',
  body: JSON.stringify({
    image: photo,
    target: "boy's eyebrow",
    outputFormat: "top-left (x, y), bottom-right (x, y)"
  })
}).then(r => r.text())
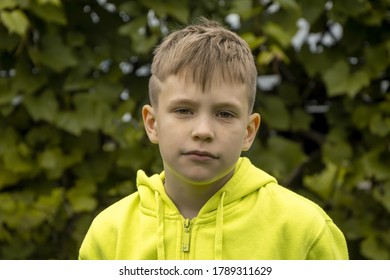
top-left (168, 97), bottom-right (244, 112)
top-left (212, 101), bottom-right (242, 111)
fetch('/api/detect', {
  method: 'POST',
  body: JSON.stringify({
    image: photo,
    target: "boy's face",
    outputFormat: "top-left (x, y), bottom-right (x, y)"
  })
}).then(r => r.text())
top-left (142, 75), bottom-right (260, 186)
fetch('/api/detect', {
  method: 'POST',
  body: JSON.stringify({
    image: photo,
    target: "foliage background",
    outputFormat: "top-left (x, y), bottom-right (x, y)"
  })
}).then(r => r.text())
top-left (0, 0), bottom-right (389, 260)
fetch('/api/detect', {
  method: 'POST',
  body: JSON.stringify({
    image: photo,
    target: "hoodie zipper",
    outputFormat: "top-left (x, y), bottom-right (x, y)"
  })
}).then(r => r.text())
top-left (182, 218), bottom-right (191, 253)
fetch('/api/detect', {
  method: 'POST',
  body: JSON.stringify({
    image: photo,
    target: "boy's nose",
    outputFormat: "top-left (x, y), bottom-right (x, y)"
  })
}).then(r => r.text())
top-left (191, 116), bottom-right (214, 141)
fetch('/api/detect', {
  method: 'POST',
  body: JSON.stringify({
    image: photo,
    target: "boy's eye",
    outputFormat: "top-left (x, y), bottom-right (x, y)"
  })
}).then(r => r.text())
top-left (217, 111), bottom-right (234, 119)
top-left (175, 108), bottom-right (192, 115)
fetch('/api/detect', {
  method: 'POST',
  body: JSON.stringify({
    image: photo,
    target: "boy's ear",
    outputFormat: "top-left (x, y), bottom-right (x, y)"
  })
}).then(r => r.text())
top-left (242, 113), bottom-right (261, 151)
top-left (142, 105), bottom-right (159, 144)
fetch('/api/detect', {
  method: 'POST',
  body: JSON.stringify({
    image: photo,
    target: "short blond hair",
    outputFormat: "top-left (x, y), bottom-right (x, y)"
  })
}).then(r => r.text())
top-left (149, 18), bottom-right (257, 112)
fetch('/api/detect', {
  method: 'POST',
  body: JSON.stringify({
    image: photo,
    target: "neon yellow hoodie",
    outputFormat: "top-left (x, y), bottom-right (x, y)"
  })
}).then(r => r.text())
top-left (79, 157), bottom-right (348, 260)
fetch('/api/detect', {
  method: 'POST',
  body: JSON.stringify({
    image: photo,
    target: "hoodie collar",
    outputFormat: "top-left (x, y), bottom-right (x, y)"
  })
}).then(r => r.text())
top-left (137, 157), bottom-right (277, 216)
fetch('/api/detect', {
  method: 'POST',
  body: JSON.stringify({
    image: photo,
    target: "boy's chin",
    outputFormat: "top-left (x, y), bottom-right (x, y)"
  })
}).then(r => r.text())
top-left (179, 169), bottom-right (234, 187)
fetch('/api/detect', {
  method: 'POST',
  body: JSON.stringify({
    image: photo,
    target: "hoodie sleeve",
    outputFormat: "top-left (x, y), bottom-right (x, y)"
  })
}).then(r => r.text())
top-left (305, 219), bottom-right (349, 260)
top-left (78, 208), bottom-right (119, 260)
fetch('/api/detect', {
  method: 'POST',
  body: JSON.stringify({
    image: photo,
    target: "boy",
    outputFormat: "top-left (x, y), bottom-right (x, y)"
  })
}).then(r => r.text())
top-left (79, 19), bottom-right (348, 260)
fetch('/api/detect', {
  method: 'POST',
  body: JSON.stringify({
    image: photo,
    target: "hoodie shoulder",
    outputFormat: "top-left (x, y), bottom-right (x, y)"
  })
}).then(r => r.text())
top-left (79, 193), bottom-right (140, 260)
top-left (259, 182), bottom-right (348, 259)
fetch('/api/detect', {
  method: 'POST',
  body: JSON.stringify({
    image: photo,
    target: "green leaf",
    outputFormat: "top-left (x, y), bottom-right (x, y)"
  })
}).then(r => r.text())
top-left (230, 0), bottom-right (259, 20)
top-left (0, 127), bottom-right (19, 155)
top-left (118, 2), bottom-right (143, 16)
top-left (333, 0), bottom-right (371, 18)
top-left (117, 147), bottom-right (154, 171)
top-left (62, 131), bottom-right (99, 155)
top-left (277, 0), bottom-right (301, 12)
top-left (30, 1), bottom-right (66, 25)
top-left (107, 180), bottom-right (135, 197)
top-left (0, 193), bottom-right (17, 214)
top-left (38, 147), bottom-right (63, 170)
top-left (115, 100), bottom-right (136, 120)
top-left (352, 106), bottom-right (373, 129)
top-left (361, 146), bottom-right (390, 181)
top-left (0, 9), bottom-right (29, 36)
top-left (250, 136), bottom-right (307, 180)
top-left (131, 33), bottom-right (159, 55)
top-left (73, 93), bottom-right (113, 132)
top-left (66, 31), bottom-right (86, 48)
top-left (1, 241), bottom-right (35, 259)
top-left (364, 44), bottom-right (390, 78)
top-left (241, 33), bottom-right (266, 51)
top-left (373, 181), bottom-right (390, 213)
top-left (66, 179), bottom-right (97, 213)
top-left (29, 33), bottom-right (77, 72)
top-left (11, 59), bottom-right (48, 95)
top-left (342, 214), bottom-right (372, 240)
top-left (259, 96), bottom-right (290, 130)
top-left (345, 70), bottom-right (370, 97)
top-left (3, 147), bottom-right (35, 174)
top-left (263, 2), bottom-right (300, 47)
top-left (0, 28), bottom-right (19, 51)
top-left (25, 125), bottom-right (60, 148)
top-left (24, 90), bottom-right (58, 122)
top-left (36, 0), bottom-right (61, 5)
top-left (263, 22), bottom-right (293, 47)
top-left (257, 51), bottom-right (275, 65)
top-left (298, 47), bottom-right (340, 77)
top-left (118, 15), bottom-right (158, 55)
top-left (361, 235), bottom-right (390, 260)
top-left (142, 0), bottom-right (189, 23)
top-left (322, 129), bottom-right (353, 164)
top-left (0, 223), bottom-right (12, 242)
top-left (70, 214), bottom-right (94, 244)
top-left (379, 98), bottom-right (390, 113)
top-left (63, 64), bottom-right (94, 92)
top-left (55, 112), bottom-right (82, 135)
top-left (277, 83), bottom-right (301, 106)
top-left (322, 60), bottom-right (349, 95)
top-left (258, 45), bottom-right (290, 65)
top-left (93, 81), bottom-right (123, 105)
top-left (361, 9), bottom-right (387, 26)
top-left (35, 188), bottom-right (64, 220)
top-left (0, 0), bottom-right (18, 10)
top-left (72, 153), bottom-right (113, 183)
top-left (369, 113), bottom-right (390, 137)
top-left (290, 108), bottom-right (313, 131)
top-left (304, 161), bottom-right (338, 200)
top-left (296, 0), bottom-right (326, 24)
top-left (0, 163), bottom-right (19, 188)
top-left (0, 78), bottom-right (13, 105)
top-left (38, 147), bottom-right (82, 179)
top-left (322, 60), bottom-right (370, 97)
top-left (272, 44), bottom-right (290, 63)
top-left (118, 17), bottom-right (147, 36)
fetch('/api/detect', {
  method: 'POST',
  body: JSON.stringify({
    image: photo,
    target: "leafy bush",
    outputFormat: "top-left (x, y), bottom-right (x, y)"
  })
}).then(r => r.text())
top-left (0, 0), bottom-right (389, 259)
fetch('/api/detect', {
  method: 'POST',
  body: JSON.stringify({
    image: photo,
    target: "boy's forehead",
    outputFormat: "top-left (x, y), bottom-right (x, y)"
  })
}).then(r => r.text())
top-left (164, 73), bottom-right (248, 94)
top-left (159, 74), bottom-right (250, 110)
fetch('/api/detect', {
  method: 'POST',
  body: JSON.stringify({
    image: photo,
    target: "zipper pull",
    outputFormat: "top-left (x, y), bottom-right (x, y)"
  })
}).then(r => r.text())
top-left (182, 219), bottom-right (191, 252)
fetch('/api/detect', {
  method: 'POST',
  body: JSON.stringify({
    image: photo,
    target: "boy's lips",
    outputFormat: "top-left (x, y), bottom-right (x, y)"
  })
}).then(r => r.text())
top-left (182, 150), bottom-right (219, 159)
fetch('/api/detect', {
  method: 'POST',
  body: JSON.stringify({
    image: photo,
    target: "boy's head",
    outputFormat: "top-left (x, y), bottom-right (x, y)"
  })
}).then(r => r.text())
top-left (143, 19), bottom-right (261, 188)
top-left (149, 18), bottom-right (257, 112)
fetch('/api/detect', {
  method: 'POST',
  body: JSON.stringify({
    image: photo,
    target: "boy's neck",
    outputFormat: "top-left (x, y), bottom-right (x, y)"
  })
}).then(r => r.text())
top-left (163, 171), bottom-right (233, 219)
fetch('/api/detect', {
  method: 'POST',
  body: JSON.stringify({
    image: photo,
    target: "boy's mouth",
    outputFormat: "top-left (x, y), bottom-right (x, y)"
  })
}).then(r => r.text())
top-left (182, 150), bottom-right (219, 159)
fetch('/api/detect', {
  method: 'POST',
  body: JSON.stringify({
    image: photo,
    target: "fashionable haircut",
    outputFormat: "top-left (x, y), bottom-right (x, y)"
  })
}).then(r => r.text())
top-left (149, 18), bottom-right (257, 112)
